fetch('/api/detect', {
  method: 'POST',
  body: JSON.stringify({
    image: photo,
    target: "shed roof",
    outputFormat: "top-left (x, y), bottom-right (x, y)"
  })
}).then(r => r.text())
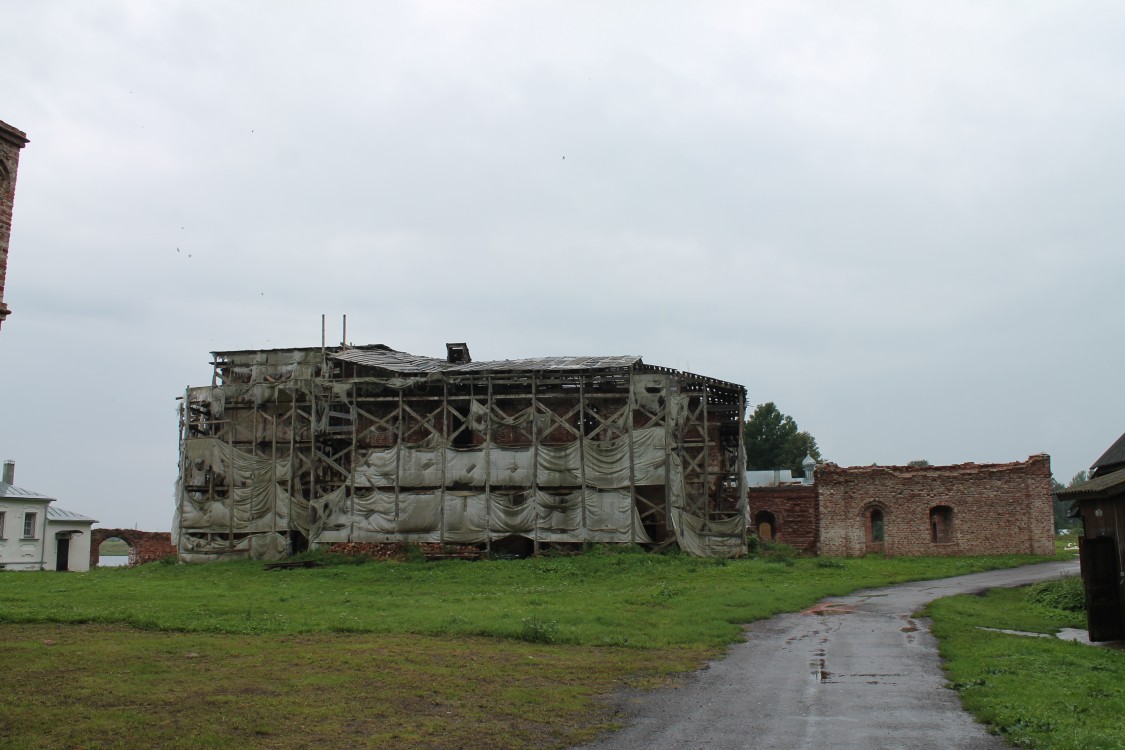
top-left (0, 481), bottom-right (53, 502)
top-left (1091, 431), bottom-right (1125, 475)
top-left (46, 506), bottom-right (98, 524)
top-left (1056, 470), bottom-right (1125, 501)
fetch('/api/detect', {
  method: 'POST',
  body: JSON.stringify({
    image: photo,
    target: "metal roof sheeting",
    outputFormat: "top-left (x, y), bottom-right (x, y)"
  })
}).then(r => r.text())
top-left (0, 482), bottom-right (54, 501)
top-left (47, 505), bottom-right (97, 523)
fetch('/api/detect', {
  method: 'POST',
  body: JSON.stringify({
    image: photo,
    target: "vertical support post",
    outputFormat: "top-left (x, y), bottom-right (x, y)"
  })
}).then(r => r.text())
top-left (701, 381), bottom-right (710, 520)
top-left (309, 382), bottom-right (317, 533)
top-left (440, 379), bottom-right (448, 548)
top-left (626, 369), bottom-right (638, 545)
top-left (664, 375), bottom-right (673, 532)
top-left (288, 383), bottom-right (297, 554)
top-left (226, 409), bottom-right (236, 551)
top-left (484, 375), bottom-right (493, 553)
top-left (270, 386), bottom-right (278, 537)
top-left (394, 390), bottom-right (403, 536)
top-left (175, 386), bottom-right (191, 557)
top-left (531, 373), bottom-right (540, 556)
top-left (578, 377), bottom-right (588, 547)
top-left (738, 387), bottom-right (747, 548)
top-left (349, 380), bottom-right (358, 542)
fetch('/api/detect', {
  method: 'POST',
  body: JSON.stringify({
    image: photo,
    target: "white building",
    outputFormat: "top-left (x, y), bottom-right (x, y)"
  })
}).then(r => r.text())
top-left (0, 461), bottom-right (96, 571)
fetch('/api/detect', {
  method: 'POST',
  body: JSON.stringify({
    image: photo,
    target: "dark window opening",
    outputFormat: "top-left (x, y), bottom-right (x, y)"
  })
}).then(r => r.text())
top-left (930, 505), bottom-right (953, 543)
top-left (868, 508), bottom-right (884, 543)
top-left (754, 511), bottom-right (777, 541)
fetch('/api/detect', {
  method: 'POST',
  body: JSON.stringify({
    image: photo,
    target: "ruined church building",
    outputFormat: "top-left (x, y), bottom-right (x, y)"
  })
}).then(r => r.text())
top-left (176, 343), bottom-right (747, 560)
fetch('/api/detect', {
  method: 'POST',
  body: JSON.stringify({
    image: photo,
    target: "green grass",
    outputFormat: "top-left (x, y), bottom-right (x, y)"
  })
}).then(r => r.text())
top-left (928, 576), bottom-right (1125, 750)
top-left (0, 548), bottom-right (1060, 749)
top-left (97, 539), bottom-right (130, 556)
top-left (0, 549), bottom-right (1053, 647)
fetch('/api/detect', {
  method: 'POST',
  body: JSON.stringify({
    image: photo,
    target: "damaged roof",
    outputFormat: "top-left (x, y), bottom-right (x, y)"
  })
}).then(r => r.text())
top-left (332, 347), bottom-right (642, 374)
top-left (1091, 431), bottom-right (1125, 476)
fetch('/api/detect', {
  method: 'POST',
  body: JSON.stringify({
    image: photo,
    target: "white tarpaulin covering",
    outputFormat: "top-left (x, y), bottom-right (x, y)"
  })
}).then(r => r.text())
top-left (177, 367), bottom-right (744, 559)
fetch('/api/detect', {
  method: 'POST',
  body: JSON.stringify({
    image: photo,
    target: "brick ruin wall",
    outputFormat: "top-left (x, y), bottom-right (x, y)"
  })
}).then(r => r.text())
top-left (89, 529), bottom-right (176, 567)
top-left (0, 120), bottom-right (29, 330)
top-left (815, 455), bottom-right (1055, 558)
top-left (746, 485), bottom-right (818, 553)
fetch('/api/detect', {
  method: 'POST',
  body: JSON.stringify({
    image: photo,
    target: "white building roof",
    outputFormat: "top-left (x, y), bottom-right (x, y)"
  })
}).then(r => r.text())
top-left (47, 505), bottom-right (98, 524)
top-left (0, 481), bottom-right (54, 501)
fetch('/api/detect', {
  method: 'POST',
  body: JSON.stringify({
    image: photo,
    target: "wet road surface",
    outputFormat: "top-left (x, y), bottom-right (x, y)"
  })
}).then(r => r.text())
top-left (577, 560), bottom-right (1079, 750)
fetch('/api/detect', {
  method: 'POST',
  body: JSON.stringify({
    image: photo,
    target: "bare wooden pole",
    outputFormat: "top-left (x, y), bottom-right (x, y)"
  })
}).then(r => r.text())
top-left (349, 381), bottom-right (357, 541)
top-left (664, 375), bottom-right (673, 534)
top-left (440, 379), bottom-right (448, 547)
top-left (485, 375), bottom-right (493, 553)
top-left (288, 384), bottom-right (297, 554)
top-left (531, 373), bottom-right (540, 555)
top-left (394, 390), bottom-right (403, 536)
top-left (626, 369), bottom-right (638, 544)
top-left (578, 378), bottom-right (588, 547)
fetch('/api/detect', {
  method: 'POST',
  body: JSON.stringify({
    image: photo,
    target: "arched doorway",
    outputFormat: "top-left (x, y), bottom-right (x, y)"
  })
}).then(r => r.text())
top-left (754, 511), bottom-right (777, 542)
top-left (97, 536), bottom-right (131, 567)
top-left (865, 506), bottom-right (885, 553)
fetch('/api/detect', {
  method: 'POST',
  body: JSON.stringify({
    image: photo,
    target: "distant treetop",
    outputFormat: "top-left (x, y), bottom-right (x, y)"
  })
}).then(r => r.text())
top-left (743, 402), bottom-right (822, 477)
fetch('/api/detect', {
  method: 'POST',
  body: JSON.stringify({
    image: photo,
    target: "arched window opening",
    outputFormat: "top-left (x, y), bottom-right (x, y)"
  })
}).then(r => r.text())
top-left (754, 511), bottom-right (777, 542)
top-left (865, 506), bottom-right (885, 551)
top-left (870, 508), bottom-right (884, 542)
top-left (930, 505), bottom-right (954, 543)
top-left (97, 536), bottom-right (132, 567)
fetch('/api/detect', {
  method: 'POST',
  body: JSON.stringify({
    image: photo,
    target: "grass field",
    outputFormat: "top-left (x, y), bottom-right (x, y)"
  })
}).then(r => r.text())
top-left (928, 575), bottom-right (1125, 750)
top-left (96, 538), bottom-right (130, 556)
top-left (0, 547), bottom-right (1063, 749)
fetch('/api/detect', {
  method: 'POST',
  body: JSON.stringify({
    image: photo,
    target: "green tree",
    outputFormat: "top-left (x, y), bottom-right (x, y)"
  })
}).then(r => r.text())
top-left (907, 459), bottom-right (931, 467)
top-left (743, 402), bottom-right (823, 476)
top-left (1051, 472), bottom-right (1087, 532)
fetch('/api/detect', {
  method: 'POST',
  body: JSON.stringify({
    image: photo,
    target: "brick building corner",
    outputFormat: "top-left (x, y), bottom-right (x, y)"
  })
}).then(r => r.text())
top-left (0, 119), bottom-right (30, 332)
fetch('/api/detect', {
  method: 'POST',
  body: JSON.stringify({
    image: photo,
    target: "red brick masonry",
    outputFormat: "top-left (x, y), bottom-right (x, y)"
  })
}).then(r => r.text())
top-left (748, 455), bottom-right (1054, 557)
top-left (90, 529), bottom-right (176, 567)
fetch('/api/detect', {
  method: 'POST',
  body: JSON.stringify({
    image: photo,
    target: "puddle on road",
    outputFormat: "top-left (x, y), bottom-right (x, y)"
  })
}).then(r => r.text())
top-left (802, 602), bottom-right (856, 616)
top-left (978, 626), bottom-right (1125, 648)
top-left (810, 648), bottom-right (832, 683)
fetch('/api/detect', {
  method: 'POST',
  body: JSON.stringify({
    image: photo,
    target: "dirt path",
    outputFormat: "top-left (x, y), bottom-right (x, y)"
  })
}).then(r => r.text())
top-left (577, 559), bottom-right (1079, 750)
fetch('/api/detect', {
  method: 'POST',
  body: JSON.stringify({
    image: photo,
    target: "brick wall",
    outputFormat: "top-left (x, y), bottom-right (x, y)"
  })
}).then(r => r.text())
top-left (0, 120), bottom-right (29, 332)
top-left (746, 485), bottom-right (818, 553)
top-left (815, 455), bottom-right (1055, 557)
top-left (89, 529), bottom-right (176, 567)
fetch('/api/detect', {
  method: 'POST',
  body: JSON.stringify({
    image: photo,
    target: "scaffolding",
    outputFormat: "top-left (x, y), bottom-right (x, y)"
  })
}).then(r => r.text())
top-left (175, 344), bottom-right (746, 560)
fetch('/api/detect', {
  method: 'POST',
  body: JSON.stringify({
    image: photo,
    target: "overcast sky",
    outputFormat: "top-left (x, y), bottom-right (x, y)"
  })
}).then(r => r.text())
top-left (2, 1), bottom-right (1123, 530)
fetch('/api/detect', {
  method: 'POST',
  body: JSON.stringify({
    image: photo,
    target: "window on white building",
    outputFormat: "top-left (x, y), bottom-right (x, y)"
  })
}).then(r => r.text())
top-left (22, 512), bottom-right (36, 539)
top-left (0, 511), bottom-right (5, 538)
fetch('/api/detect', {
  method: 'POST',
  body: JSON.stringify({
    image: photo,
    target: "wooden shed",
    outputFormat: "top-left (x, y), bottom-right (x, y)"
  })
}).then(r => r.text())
top-left (1058, 432), bottom-right (1125, 641)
